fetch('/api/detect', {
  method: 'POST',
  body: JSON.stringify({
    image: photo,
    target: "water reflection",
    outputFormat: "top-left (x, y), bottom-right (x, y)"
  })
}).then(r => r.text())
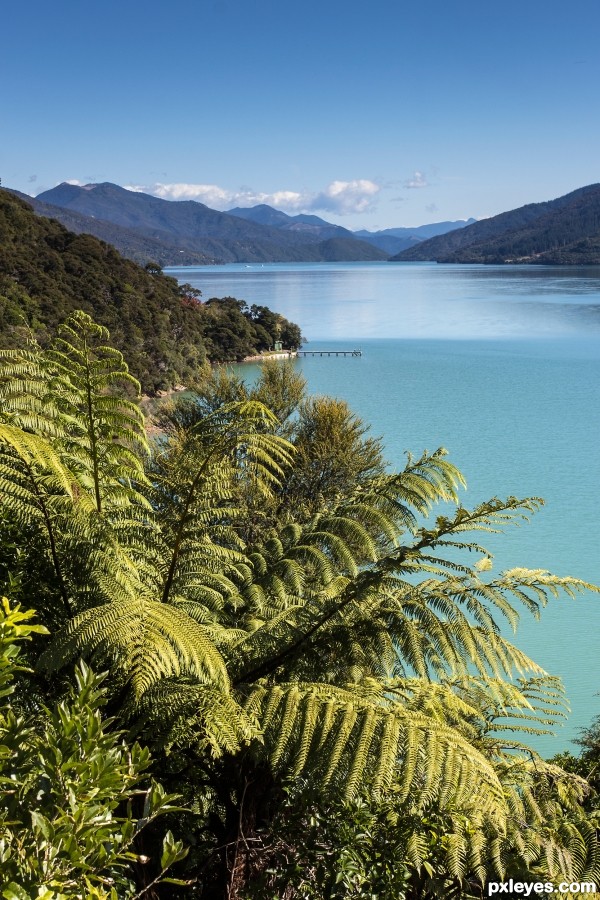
top-left (165, 262), bottom-right (600, 341)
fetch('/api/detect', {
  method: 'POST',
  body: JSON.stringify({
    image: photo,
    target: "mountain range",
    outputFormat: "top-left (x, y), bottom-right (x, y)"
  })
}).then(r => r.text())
top-left (21, 182), bottom-right (472, 266)
top-left (33, 183), bottom-right (388, 264)
top-left (354, 220), bottom-right (477, 255)
top-left (228, 205), bottom-right (476, 256)
top-left (393, 184), bottom-right (600, 264)
top-left (9, 189), bottom-right (216, 266)
top-left (12, 180), bottom-right (600, 267)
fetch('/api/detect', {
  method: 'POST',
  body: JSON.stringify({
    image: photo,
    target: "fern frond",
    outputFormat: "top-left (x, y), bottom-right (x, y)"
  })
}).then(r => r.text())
top-left (131, 681), bottom-right (260, 756)
top-left (38, 598), bottom-right (231, 698)
top-left (241, 681), bottom-right (507, 816)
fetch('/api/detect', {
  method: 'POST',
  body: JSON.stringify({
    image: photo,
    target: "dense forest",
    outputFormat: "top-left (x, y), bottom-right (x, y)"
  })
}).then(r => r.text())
top-left (393, 184), bottom-right (600, 264)
top-left (0, 310), bottom-right (599, 898)
top-left (0, 190), bottom-right (302, 393)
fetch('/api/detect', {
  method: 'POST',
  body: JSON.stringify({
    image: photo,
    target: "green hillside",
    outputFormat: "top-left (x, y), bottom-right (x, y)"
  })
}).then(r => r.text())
top-left (0, 190), bottom-right (302, 392)
top-left (393, 184), bottom-right (600, 264)
top-left (10, 189), bottom-right (217, 266)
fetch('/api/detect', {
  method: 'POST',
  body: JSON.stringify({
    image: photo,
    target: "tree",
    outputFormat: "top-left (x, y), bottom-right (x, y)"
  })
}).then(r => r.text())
top-left (248, 305), bottom-right (303, 351)
top-left (1, 315), bottom-right (598, 898)
top-left (277, 394), bottom-right (386, 519)
top-left (250, 359), bottom-right (306, 431)
top-left (552, 713), bottom-right (600, 807)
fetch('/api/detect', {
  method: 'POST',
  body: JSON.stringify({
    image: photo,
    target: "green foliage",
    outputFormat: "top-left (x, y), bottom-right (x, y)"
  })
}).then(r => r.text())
top-left (0, 599), bottom-right (188, 899)
top-left (552, 713), bottom-right (600, 808)
top-left (202, 297), bottom-right (302, 363)
top-left (250, 358), bottom-right (306, 426)
top-left (0, 316), bottom-right (599, 897)
top-left (247, 305), bottom-right (303, 352)
top-left (0, 597), bottom-right (48, 696)
top-left (246, 789), bottom-right (412, 899)
top-left (278, 394), bottom-right (387, 519)
top-left (0, 311), bottom-right (154, 622)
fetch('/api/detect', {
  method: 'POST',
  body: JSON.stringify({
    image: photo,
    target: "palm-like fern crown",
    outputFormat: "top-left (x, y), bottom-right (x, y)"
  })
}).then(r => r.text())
top-left (1, 311), bottom-right (598, 888)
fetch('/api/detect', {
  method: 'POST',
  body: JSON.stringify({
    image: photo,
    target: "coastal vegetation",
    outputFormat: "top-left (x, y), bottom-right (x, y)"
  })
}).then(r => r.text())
top-left (0, 310), bottom-right (598, 898)
top-left (0, 190), bottom-right (302, 394)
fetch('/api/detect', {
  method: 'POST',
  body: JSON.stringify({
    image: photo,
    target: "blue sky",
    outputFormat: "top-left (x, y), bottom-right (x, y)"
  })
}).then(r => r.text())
top-left (3, 0), bottom-right (600, 230)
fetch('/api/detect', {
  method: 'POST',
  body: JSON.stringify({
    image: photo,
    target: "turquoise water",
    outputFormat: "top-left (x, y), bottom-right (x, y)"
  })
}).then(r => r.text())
top-left (166, 263), bottom-right (600, 754)
top-left (168, 261), bottom-right (600, 341)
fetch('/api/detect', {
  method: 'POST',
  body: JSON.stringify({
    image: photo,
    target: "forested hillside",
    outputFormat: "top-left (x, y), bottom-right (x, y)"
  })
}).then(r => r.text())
top-left (0, 190), bottom-right (302, 392)
top-left (393, 184), bottom-right (600, 263)
top-left (10, 189), bottom-right (217, 266)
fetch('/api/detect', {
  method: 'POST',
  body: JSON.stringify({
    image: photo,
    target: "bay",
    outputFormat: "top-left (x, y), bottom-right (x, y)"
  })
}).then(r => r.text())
top-left (166, 262), bottom-right (600, 755)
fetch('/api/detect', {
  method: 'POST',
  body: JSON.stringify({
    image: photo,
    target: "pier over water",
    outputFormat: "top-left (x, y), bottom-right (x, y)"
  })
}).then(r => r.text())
top-left (296, 349), bottom-right (362, 357)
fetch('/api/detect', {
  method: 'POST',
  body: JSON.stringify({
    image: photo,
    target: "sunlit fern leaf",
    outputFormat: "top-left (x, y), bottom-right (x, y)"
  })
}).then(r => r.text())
top-left (372, 566), bottom-right (595, 682)
top-left (240, 681), bottom-right (507, 816)
top-left (227, 580), bottom-right (355, 683)
top-left (401, 496), bottom-right (545, 562)
top-left (38, 598), bottom-right (231, 698)
top-left (0, 424), bottom-right (76, 501)
top-left (148, 400), bottom-right (294, 607)
top-left (405, 831), bottom-right (430, 871)
top-left (130, 681), bottom-right (261, 757)
top-left (396, 447), bottom-right (466, 508)
top-left (229, 553), bottom-right (578, 690)
top-left (1, 313), bottom-right (150, 515)
top-left (44, 312), bottom-right (149, 512)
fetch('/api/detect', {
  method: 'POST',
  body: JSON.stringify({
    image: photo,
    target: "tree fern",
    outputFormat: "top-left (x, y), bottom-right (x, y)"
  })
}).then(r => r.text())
top-left (0, 312), bottom-right (149, 513)
top-left (2, 318), bottom-right (599, 896)
top-left (148, 398), bottom-right (293, 608)
top-left (45, 311), bottom-right (149, 512)
top-left (240, 680), bottom-right (506, 815)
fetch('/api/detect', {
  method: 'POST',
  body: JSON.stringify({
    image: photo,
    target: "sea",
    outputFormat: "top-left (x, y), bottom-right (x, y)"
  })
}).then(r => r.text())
top-left (165, 261), bottom-right (600, 756)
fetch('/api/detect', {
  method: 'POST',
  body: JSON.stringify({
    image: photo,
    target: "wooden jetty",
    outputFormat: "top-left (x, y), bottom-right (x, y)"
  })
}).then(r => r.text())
top-left (296, 349), bottom-right (362, 357)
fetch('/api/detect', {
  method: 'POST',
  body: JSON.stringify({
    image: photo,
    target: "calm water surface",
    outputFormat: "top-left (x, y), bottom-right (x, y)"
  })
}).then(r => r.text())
top-left (166, 263), bottom-right (600, 754)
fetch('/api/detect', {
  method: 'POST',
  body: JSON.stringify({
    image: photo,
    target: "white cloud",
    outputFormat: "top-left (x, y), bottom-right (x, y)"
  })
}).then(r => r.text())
top-left (404, 171), bottom-right (429, 189)
top-left (126, 182), bottom-right (233, 206)
top-left (310, 180), bottom-right (380, 214)
top-left (123, 179), bottom-right (381, 216)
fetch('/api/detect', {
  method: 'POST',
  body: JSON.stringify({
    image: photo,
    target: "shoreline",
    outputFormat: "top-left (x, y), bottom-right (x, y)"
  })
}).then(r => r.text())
top-left (241, 351), bottom-right (297, 362)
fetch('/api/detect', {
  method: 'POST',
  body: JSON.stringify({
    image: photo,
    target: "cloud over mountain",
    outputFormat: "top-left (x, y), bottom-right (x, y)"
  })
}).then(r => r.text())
top-left (122, 179), bottom-right (381, 216)
top-left (310, 180), bottom-right (380, 214)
